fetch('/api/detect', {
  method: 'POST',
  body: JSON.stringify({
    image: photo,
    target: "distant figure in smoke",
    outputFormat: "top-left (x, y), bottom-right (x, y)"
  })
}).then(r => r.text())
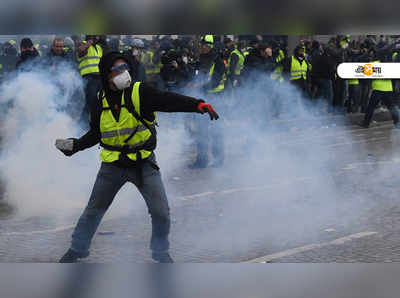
top-left (188, 35), bottom-right (226, 169)
top-left (16, 38), bottom-right (40, 71)
top-left (124, 38), bottom-right (147, 83)
top-left (0, 41), bottom-right (18, 80)
top-left (281, 44), bottom-right (311, 116)
top-left (56, 52), bottom-right (219, 263)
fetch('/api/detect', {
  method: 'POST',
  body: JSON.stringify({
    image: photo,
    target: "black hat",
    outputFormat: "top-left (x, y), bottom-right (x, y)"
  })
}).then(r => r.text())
top-left (20, 38), bottom-right (33, 49)
top-left (98, 51), bottom-right (134, 92)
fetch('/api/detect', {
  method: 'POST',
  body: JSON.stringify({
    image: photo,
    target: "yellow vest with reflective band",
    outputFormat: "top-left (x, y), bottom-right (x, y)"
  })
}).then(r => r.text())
top-left (143, 50), bottom-right (162, 75)
top-left (227, 49), bottom-right (244, 75)
top-left (77, 42), bottom-right (103, 76)
top-left (372, 79), bottom-right (393, 92)
top-left (348, 79), bottom-right (359, 85)
top-left (271, 49), bottom-right (285, 83)
top-left (290, 56), bottom-right (307, 80)
top-left (207, 63), bottom-right (226, 93)
top-left (371, 60), bottom-right (392, 92)
top-left (99, 82), bottom-right (156, 163)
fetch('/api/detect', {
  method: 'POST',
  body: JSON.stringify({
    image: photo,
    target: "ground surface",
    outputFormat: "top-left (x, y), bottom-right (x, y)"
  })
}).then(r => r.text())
top-left (1, 111), bottom-right (400, 263)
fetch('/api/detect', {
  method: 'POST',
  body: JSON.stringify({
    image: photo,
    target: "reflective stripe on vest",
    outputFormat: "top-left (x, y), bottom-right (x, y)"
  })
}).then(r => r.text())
top-left (290, 56), bottom-right (307, 80)
top-left (77, 43), bottom-right (103, 76)
top-left (99, 82), bottom-right (155, 163)
top-left (207, 63), bottom-right (226, 93)
top-left (227, 49), bottom-right (244, 75)
top-left (143, 50), bottom-right (162, 75)
top-left (371, 60), bottom-right (393, 92)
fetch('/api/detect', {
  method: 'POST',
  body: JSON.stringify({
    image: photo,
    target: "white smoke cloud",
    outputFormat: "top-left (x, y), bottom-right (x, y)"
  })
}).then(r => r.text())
top-left (0, 40), bottom-right (383, 263)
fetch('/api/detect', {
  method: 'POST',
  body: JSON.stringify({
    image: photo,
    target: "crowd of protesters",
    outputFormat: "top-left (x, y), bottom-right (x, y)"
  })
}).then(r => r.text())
top-left (1, 34), bottom-right (400, 130)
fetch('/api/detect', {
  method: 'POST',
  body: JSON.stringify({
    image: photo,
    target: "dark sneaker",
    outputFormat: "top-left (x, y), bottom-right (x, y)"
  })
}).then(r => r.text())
top-left (59, 249), bottom-right (83, 263)
top-left (152, 251), bottom-right (174, 263)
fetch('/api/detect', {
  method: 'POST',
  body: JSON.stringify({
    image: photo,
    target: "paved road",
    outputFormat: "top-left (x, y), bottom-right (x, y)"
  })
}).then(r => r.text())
top-left (1, 113), bottom-right (400, 262)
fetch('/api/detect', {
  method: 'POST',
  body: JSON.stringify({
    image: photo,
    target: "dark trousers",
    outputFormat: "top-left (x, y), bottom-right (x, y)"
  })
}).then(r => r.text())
top-left (79, 74), bottom-right (102, 129)
top-left (347, 84), bottom-right (361, 113)
top-left (70, 157), bottom-right (170, 257)
top-left (332, 78), bottom-right (346, 112)
top-left (313, 78), bottom-right (333, 106)
top-left (363, 91), bottom-right (399, 126)
top-left (360, 80), bottom-right (372, 113)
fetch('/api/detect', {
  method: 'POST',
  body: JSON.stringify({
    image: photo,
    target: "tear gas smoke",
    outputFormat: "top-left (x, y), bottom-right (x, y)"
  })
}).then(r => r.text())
top-left (0, 37), bottom-right (390, 262)
top-left (0, 59), bottom-right (149, 222)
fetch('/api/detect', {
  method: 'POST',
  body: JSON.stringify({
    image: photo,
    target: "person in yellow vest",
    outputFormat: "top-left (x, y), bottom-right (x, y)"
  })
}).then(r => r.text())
top-left (143, 40), bottom-right (163, 89)
top-left (269, 46), bottom-right (286, 118)
top-left (283, 45), bottom-right (310, 96)
top-left (56, 52), bottom-right (219, 263)
top-left (77, 35), bottom-right (104, 128)
top-left (361, 61), bottom-right (399, 128)
top-left (224, 38), bottom-right (245, 88)
top-left (188, 35), bottom-right (226, 169)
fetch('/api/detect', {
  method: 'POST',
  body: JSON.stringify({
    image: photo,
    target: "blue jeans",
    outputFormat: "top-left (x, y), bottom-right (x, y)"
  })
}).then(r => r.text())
top-left (70, 155), bottom-right (170, 257)
top-left (193, 92), bottom-right (225, 165)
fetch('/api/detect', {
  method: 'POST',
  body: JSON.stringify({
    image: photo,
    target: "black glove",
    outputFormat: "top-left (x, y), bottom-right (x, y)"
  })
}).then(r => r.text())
top-left (55, 138), bottom-right (77, 157)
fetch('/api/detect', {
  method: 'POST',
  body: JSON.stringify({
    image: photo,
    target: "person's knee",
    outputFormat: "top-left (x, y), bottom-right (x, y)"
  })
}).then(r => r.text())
top-left (150, 205), bottom-right (170, 223)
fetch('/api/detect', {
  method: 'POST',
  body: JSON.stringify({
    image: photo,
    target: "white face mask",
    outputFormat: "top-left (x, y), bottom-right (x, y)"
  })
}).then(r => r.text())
top-left (132, 49), bottom-right (139, 56)
top-left (112, 70), bottom-right (131, 90)
top-left (182, 56), bottom-right (188, 64)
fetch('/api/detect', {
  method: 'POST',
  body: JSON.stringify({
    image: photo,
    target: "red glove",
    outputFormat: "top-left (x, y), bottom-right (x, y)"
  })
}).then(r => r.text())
top-left (197, 102), bottom-right (219, 120)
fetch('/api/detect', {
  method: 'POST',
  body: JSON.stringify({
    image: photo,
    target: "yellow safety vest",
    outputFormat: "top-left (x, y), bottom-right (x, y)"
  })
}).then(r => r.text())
top-left (207, 63), bottom-right (226, 93)
top-left (290, 56), bottom-right (307, 80)
top-left (35, 43), bottom-right (42, 56)
top-left (271, 49), bottom-right (285, 83)
top-left (77, 42), bottom-right (103, 77)
top-left (99, 82), bottom-right (156, 163)
top-left (372, 79), bottom-right (393, 92)
top-left (371, 60), bottom-right (392, 92)
top-left (348, 79), bottom-right (359, 85)
top-left (227, 49), bottom-right (244, 75)
top-left (143, 50), bottom-right (162, 75)
top-left (243, 46), bottom-right (253, 57)
top-left (392, 52), bottom-right (398, 62)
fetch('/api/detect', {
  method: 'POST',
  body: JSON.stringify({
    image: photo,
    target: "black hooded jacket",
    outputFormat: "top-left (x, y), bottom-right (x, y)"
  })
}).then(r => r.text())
top-left (75, 52), bottom-right (204, 152)
top-left (16, 49), bottom-right (40, 70)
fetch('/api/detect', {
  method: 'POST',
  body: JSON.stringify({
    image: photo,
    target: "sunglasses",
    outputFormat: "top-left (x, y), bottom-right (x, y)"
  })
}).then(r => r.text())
top-left (110, 63), bottom-right (130, 72)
